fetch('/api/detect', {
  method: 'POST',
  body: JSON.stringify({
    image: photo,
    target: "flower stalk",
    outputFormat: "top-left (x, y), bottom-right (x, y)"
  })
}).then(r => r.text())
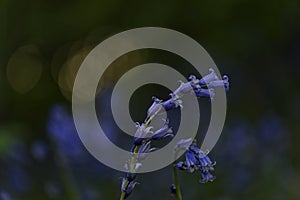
top-left (119, 68), bottom-right (229, 199)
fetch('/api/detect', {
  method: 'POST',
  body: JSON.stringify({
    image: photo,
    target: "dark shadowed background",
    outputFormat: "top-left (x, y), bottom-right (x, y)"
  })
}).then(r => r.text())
top-left (1, 0), bottom-right (300, 199)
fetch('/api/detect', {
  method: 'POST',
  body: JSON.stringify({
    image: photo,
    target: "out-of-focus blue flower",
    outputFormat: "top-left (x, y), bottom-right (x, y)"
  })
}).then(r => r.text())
top-left (3, 142), bottom-right (32, 194)
top-left (0, 190), bottom-right (11, 200)
top-left (7, 165), bottom-right (31, 193)
top-left (7, 142), bottom-right (30, 165)
top-left (44, 181), bottom-right (62, 198)
top-left (81, 186), bottom-right (99, 200)
top-left (227, 168), bottom-right (251, 192)
top-left (31, 140), bottom-right (49, 161)
top-left (46, 105), bottom-right (85, 160)
top-left (257, 114), bottom-right (288, 152)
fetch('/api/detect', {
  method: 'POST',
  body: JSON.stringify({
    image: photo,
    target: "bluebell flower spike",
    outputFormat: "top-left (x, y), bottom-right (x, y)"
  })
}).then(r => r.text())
top-left (120, 69), bottom-right (229, 199)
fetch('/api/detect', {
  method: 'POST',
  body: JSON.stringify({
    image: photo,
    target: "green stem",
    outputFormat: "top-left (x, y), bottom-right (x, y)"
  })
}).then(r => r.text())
top-left (173, 166), bottom-right (183, 200)
top-left (120, 184), bottom-right (127, 200)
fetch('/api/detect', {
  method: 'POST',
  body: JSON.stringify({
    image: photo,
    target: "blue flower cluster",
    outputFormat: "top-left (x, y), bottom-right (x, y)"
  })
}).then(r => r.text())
top-left (175, 143), bottom-right (216, 183)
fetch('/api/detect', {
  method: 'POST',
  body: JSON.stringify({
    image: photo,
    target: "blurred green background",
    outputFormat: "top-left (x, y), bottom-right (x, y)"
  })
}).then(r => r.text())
top-left (1, 0), bottom-right (300, 199)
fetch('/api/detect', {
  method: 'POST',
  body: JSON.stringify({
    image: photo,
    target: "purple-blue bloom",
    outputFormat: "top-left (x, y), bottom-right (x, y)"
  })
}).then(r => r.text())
top-left (162, 98), bottom-right (179, 111)
top-left (151, 119), bottom-right (173, 140)
top-left (175, 143), bottom-right (216, 184)
top-left (46, 104), bottom-right (85, 160)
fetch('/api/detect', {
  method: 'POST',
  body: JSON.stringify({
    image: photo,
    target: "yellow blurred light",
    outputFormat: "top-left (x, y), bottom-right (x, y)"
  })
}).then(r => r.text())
top-left (58, 46), bottom-right (94, 101)
top-left (6, 44), bottom-right (43, 94)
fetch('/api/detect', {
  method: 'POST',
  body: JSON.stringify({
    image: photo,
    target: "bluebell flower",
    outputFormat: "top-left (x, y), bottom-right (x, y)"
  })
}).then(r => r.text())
top-left (133, 123), bottom-right (153, 145)
top-left (175, 142), bottom-right (216, 184)
top-left (121, 178), bottom-right (138, 199)
top-left (173, 80), bottom-right (193, 97)
top-left (174, 138), bottom-right (193, 152)
top-left (223, 75), bottom-right (230, 91)
top-left (146, 97), bottom-right (163, 120)
top-left (199, 169), bottom-right (216, 183)
top-left (208, 75), bottom-right (229, 91)
top-left (185, 150), bottom-right (198, 172)
top-left (125, 172), bottom-right (137, 182)
top-left (151, 119), bottom-right (173, 140)
top-left (124, 159), bottom-right (142, 174)
top-left (198, 68), bottom-right (218, 85)
top-left (193, 88), bottom-right (215, 98)
top-left (162, 98), bottom-right (178, 111)
top-left (136, 141), bottom-right (157, 161)
top-left (175, 161), bottom-right (187, 170)
top-left (190, 146), bottom-right (216, 170)
top-left (170, 184), bottom-right (176, 194)
top-left (161, 93), bottom-right (183, 111)
top-left (189, 68), bottom-right (229, 99)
